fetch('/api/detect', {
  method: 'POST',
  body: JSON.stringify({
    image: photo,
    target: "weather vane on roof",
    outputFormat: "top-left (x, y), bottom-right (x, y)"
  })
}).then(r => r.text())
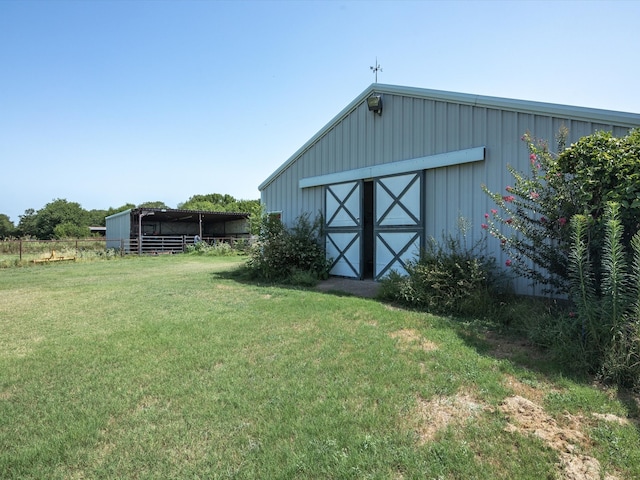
top-left (370, 57), bottom-right (382, 83)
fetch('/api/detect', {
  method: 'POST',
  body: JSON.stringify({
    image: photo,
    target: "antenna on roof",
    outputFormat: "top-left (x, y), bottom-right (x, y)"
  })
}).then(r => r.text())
top-left (370, 57), bottom-right (382, 83)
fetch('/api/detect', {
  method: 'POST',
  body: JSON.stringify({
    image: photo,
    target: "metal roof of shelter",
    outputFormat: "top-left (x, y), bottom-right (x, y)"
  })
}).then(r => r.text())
top-left (129, 208), bottom-right (249, 222)
top-left (106, 208), bottom-right (249, 222)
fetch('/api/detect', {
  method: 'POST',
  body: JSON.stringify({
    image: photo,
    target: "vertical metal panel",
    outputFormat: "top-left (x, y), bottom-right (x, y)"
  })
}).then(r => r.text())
top-left (105, 209), bottom-right (132, 251)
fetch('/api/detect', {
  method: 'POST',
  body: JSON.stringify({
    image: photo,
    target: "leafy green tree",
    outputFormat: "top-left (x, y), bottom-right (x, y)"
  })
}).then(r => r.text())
top-left (53, 222), bottom-right (90, 239)
top-left (86, 209), bottom-right (108, 227)
top-left (179, 193), bottom-right (236, 209)
top-left (0, 214), bottom-right (15, 239)
top-left (554, 129), bottom-right (640, 248)
top-left (179, 199), bottom-right (220, 211)
top-left (179, 193), bottom-right (237, 211)
top-left (179, 194), bottom-right (261, 235)
top-left (138, 201), bottom-right (170, 209)
top-left (16, 208), bottom-right (38, 238)
top-left (34, 199), bottom-right (89, 239)
top-left (105, 204), bottom-right (136, 218)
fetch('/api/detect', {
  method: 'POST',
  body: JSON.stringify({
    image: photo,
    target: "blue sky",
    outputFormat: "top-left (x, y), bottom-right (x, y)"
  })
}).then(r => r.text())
top-left (1, 0), bottom-right (639, 224)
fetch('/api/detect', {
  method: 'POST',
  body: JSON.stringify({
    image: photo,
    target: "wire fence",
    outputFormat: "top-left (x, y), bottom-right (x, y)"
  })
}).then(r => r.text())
top-left (0, 238), bottom-right (108, 263)
top-left (0, 236), bottom-right (252, 263)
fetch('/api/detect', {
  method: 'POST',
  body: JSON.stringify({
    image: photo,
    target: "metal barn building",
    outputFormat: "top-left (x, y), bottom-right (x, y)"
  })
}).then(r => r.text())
top-left (105, 208), bottom-right (250, 254)
top-left (259, 84), bottom-right (640, 294)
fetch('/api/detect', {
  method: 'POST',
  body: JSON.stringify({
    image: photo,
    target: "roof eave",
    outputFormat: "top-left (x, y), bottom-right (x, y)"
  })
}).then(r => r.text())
top-left (259, 83), bottom-right (640, 192)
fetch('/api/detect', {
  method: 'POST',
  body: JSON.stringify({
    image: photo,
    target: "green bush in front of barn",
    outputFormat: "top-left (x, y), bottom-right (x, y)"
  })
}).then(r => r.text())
top-left (244, 212), bottom-right (331, 285)
top-left (378, 219), bottom-right (511, 320)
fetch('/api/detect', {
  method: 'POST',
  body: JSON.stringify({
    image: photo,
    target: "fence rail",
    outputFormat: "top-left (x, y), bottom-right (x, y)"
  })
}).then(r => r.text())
top-left (1, 236), bottom-right (251, 261)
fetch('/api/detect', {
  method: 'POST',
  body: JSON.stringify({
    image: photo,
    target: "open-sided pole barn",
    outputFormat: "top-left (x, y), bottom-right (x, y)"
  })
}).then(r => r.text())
top-left (106, 208), bottom-right (250, 254)
top-left (259, 84), bottom-right (640, 295)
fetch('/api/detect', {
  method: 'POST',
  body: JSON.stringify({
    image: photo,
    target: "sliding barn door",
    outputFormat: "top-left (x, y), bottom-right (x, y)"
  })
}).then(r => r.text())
top-left (374, 172), bottom-right (423, 279)
top-left (325, 181), bottom-right (362, 278)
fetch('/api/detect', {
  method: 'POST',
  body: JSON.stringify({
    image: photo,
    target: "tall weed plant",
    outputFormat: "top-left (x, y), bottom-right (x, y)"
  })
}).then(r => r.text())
top-left (569, 203), bottom-right (640, 389)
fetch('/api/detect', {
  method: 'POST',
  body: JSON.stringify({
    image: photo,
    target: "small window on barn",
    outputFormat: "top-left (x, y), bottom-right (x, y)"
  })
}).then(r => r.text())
top-left (267, 211), bottom-right (282, 222)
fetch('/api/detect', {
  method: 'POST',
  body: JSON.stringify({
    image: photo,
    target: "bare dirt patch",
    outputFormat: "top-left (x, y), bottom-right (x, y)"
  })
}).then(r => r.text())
top-left (389, 328), bottom-right (438, 352)
top-left (315, 277), bottom-right (380, 298)
top-left (499, 395), bottom-right (619, 480)
top-left (591, 412), bottom-right (630, 426)
top-left (407, 381), bottom-right (628, 479)
top-left (500, 395), bottom-right (587, 452)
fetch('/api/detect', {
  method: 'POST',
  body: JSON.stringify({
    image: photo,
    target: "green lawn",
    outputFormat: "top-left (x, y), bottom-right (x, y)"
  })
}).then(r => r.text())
top-left (1, 256), bottom-right (638, 479)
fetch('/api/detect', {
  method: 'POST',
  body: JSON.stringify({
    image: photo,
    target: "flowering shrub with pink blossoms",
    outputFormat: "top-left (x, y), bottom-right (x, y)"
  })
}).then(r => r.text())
top-left (483, 128), bottom-right (640, 295)
top-left (482, 128), bottom-right (574, 294)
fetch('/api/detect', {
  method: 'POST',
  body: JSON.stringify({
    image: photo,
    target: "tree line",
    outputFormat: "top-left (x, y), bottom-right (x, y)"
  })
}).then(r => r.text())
top-left (0, 194), bottom-right (261, 240)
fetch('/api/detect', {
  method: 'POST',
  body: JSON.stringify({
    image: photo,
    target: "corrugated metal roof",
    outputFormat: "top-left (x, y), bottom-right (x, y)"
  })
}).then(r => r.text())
top-left (105, 208), bottom-right (249, 223)
top-left (259, 83), bottom-right (640, 191)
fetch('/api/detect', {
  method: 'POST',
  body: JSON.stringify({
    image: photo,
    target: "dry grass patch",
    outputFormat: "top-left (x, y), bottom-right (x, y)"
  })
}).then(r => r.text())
top-left (591, 412), bottom-right (631, 426)
top-left (500, 395), bottom-right (588, 453)
top-left (502, 373), bottom-right (554, 404)
top-left (0, 390), bottom-right (14, 401)
top-left (389, 328), bottom-right (438, 352)
top-left (411, 391), bottom-right (490, 444)
top-left (405, 370), bottom-right (633, 480)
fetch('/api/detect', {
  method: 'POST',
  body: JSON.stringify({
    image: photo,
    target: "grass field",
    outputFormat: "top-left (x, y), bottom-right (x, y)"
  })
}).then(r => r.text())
top-left (1, 256), bottom-right (639, 479)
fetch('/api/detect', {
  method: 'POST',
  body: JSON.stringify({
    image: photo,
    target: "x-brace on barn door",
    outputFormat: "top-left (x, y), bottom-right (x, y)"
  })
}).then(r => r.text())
top-left (324, 180), bottom-right (362, 279)
top-left (374, 172), bottom-right (424, 280)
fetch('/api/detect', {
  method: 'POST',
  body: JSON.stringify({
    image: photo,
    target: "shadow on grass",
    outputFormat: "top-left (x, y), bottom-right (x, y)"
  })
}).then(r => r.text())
top-left (211, 266), bottom-right (381, 299)
top-left (212, 265), bottom-right (640, 428)
top-left (451, 314), bottom-right (640, 432)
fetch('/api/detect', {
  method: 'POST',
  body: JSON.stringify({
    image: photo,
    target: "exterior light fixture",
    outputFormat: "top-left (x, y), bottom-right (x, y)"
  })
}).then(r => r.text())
top-left (367, 94), bottom-right (383, 115)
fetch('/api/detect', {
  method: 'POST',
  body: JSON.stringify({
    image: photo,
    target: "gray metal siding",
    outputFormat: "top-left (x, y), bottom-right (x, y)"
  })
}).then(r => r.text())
top-left (260, 87), bottom-right (640, 294)
top-left (105, 209), bottom-right (132, 251)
